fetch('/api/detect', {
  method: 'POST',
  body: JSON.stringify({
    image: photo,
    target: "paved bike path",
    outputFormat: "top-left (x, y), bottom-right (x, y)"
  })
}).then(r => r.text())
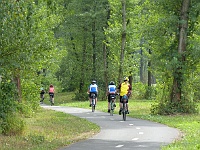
top-left (41, 105), bottom-right (181, 150)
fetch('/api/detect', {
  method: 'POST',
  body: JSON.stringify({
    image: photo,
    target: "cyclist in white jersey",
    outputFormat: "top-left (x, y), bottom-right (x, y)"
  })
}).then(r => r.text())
top-left (107, 81), bottom-right (117, 113)
top-left (87, 80), bottom-right (98, 107)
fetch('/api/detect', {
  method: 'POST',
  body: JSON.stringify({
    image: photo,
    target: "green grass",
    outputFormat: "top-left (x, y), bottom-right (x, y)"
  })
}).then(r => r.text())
top-left (0, 92), bottom-right (199, 150)
top-left (0, 102), bottom-right (100, 150)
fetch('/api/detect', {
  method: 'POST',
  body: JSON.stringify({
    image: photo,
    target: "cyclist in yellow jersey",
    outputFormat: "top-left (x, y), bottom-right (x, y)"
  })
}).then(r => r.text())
top-left (117, 77), bottom-right (132, 115)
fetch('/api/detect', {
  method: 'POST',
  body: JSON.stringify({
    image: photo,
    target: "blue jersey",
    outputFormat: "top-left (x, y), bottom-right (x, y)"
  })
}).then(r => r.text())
top-left (89, 84), bottom-right (98, 92)
top-left (108, 85), bottom-right (116, 94)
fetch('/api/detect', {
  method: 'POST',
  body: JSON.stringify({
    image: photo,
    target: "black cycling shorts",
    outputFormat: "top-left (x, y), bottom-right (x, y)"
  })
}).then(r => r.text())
top-left (49, 92), bottom-right (54, 98)
top-left (108, 94), bottom-right (116, 102)
top-left (89, 92), bottom-right (97, 98)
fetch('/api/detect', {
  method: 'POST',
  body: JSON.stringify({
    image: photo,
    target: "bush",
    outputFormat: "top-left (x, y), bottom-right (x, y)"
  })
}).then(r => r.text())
top-left (1, 113), bottom-right (26, 136)
top-left (131, 82), bottom-right (146, 99)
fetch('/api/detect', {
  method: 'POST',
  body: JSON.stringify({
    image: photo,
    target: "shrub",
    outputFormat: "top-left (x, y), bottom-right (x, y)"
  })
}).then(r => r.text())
top-left (1, 113), bottom-right (26, 136)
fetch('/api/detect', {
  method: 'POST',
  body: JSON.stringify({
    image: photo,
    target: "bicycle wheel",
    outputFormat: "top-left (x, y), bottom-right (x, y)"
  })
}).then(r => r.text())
top-left (92, 98), bottom-right (95, 112)
top-left (110, 101), bottom-right (114, 116)
top-left (122, 103), bottom-right (126, 121)
top-left (50, 96), bottom-right (53, 106)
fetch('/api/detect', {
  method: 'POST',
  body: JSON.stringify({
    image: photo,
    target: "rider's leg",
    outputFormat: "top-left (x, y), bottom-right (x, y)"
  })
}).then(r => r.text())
top-left (95, 93), bottom-right (97, 105)
top-left (52, 98), bottom-right (54, 104)
top-left (95, 98), bottom-right (97, 105)
top-left (89, 93), bottom-right (92, 106)
top-left (119, 96), bottom-right (123, 115)
top-left (89, 98), bottom-right (92, 106)
top-left (108, 95), bottom-right (110, 112)
top-left (126, 103), bottom-right (129, 114)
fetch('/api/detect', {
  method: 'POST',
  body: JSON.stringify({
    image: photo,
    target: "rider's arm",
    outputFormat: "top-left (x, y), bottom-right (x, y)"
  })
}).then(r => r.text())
top-left (127, 84), bottom-right (132, 97)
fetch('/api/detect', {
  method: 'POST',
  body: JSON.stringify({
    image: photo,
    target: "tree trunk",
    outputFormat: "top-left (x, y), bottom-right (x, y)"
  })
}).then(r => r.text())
top-left (14, 69), bottom-right (22, 102)
top-left (171, 0), bottom-right (190, 102)
top-left (148, 49), bottom-right (152, 87)
top-left (92, 20), bottom-right (96, 79)
top-left (103, 42), bottom-right (108, 98)
top-left (79, 28), bottom-right (87, 95)
top-left (118, 0), bottom-right (126, 84)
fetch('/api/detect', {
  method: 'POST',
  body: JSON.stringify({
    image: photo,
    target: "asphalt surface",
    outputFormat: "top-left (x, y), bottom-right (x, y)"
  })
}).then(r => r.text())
top-left (41, 105), bottom-right (181, 150)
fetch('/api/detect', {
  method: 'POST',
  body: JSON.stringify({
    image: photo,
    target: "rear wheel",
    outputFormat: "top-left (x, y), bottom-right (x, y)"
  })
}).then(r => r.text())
top-left (122, 110), bottom-right (126, 121)
top-left (122, 103), bottom-right (126, 121)
top-left (50, 96), bottom-right (53, 106)
top-left (92, 98), bottom-right (95, 112)
top-left (110, 102), bottom-right (114, 116)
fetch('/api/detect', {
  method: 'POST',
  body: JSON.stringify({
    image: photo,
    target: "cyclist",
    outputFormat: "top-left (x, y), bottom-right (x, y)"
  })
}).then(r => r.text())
top-left (107, 81), bottom-right (117, 113)
top-left (117, 77), bottom-right (132, 115)
top-left (87, 80), bottom-right (98, 107)
top-left (49, 84), bottom-right (55, 105)
top-left (40, 87), bottom-right (45, 103)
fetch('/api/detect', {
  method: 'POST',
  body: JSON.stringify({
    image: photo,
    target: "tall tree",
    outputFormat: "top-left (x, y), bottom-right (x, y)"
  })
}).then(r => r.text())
top-left (118, 0), bottom-right (127, 84)
top-left (171, 0), bottom-right (190, 102)
top-left (137, 0), bottom-right (200, 114)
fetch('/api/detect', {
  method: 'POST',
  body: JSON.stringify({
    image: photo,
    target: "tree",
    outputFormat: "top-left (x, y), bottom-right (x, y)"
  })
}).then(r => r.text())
top-left (0, 0), bottom-right (63, 135)
top-left (118, 0), bottom-right (127, 84)
top-left (137, 0), bottom-right (200, 114)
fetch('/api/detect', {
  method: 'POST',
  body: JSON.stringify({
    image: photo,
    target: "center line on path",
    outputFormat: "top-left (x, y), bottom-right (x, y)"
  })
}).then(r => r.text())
top-left (132, 138), bottom-right (139, 141)
top-left (116, 145), bottom-right (124, 148)
top-left (139, 132), bottom-right (144, 134)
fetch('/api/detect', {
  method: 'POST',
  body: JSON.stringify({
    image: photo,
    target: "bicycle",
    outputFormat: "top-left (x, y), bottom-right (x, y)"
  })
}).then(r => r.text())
top-left (121, 95), bottom-right (128, 121)
top-left (91, 93), bottom-right (96, 112)
top-left (49, 93), bottom-right (54, 106)
top-left (109, 94), bottom-right (116, 116)
top-left (40, 93), bottom-right (45, 104)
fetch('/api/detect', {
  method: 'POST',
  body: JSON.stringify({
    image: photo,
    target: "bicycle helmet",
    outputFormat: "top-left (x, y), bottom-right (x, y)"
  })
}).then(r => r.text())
top-left (124, 77), bottom-right (129, 81)
top-left (91, 80), bottom-right (96, 84)
top-left (109, 81), bottom-right (115, 85)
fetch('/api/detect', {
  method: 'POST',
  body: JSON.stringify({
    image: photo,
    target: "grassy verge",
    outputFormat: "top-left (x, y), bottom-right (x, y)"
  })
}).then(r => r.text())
top-left (0, 92), bottom-right (199, 150)
top-left (0, 99), bottom-right (100, 150)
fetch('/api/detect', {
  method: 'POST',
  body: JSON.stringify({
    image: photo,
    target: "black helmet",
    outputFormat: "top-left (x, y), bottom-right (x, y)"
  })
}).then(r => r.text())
top-left (109, 81), bottom-right (115, 85)
top-left (91, 80), bottom-right (96, 84)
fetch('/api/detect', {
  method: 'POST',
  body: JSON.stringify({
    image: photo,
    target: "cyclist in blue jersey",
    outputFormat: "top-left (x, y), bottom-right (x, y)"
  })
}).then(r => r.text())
top-left (107, 81), bottom-right (117, 113)
top-left (87, 80), bottom-right (98, 107)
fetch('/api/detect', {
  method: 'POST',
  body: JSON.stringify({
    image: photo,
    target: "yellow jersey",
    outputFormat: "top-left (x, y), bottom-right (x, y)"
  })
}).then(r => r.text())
top-left (119, 82), bottom-right (131, 96)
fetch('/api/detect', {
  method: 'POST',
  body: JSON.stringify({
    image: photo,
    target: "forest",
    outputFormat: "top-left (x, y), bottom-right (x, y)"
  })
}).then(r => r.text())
top-left (0, 0), bottom-right (200, 135)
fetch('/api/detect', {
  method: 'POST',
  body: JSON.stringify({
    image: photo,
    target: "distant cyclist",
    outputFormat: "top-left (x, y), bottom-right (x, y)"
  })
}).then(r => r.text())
top-left (117, 77), bottom-right (132, 115)
top-left (40, 87), bottom-right (45, 103)
top-left (49, 84), bottom-right (55, 105)
top-left (87, 80), bottom-right (98, 107)
top-left (107, 81), bottom-right (117, 113)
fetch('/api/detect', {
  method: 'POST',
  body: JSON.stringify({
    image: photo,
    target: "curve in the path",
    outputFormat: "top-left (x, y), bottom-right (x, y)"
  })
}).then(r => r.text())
top-left (41, 105), bottom-right (181, 150)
